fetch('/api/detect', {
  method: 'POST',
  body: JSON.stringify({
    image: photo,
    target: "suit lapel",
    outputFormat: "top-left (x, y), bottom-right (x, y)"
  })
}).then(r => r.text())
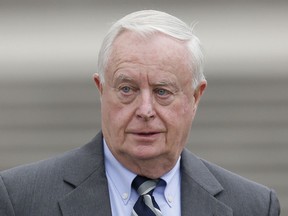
top-left (181, 149), bottom-right (233, 216)
top-left (58, 170), bottom-right (112, 216)
top-left (58, 132), bottom-right (112, 216)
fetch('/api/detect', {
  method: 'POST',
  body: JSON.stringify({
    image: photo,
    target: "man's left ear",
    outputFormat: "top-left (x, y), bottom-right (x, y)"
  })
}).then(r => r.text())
top-left (193, 80), bottom-right (207, 111)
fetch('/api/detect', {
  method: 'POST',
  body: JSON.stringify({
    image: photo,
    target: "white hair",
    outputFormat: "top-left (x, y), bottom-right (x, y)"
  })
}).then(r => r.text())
top-left (97, 10), bottom-right (205, 89)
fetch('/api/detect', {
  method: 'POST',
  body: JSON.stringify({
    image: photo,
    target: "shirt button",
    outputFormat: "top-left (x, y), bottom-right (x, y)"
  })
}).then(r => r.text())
top-left (168, 195), bottom-right (173, 203)
top-left (122, 193), bottom-right (129, 200)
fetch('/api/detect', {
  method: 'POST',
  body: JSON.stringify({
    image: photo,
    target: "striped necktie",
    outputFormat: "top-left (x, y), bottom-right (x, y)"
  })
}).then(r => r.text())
top-left (132, 175), bottom-right (162, 216)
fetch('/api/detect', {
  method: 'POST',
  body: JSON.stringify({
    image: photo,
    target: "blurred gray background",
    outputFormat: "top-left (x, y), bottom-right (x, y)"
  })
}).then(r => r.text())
top-left (1, 0), bottom-right (287, 214)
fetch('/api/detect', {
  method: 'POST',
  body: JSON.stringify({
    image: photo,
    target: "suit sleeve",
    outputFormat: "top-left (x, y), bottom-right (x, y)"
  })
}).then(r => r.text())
top-left (0, 175), bottom-right (15, 216)
top-left (269, 189), bottom-right (281, 216)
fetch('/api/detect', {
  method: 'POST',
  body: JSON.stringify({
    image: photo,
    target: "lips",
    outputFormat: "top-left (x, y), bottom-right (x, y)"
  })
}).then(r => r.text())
top-left (127, 130), bottom-right (163, 135)
top-left (126, 130), bottom-right (164, 140)
top-left (135, 132), bottom-right (159, 136)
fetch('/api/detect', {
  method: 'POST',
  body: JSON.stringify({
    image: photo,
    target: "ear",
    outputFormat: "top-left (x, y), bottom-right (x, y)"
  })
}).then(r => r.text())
top-left (193, 80), bottom-right (207, 111)
top-left (93, 73), bottom-right (103, 95)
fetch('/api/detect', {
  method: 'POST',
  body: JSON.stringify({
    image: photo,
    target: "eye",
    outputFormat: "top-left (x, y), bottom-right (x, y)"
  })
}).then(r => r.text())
top-left (154, 88), bottom-right (175, 105)
top-left (155, 88), bottom-right (170, 97)
top-left (120, 86), bottom-right (131, 93)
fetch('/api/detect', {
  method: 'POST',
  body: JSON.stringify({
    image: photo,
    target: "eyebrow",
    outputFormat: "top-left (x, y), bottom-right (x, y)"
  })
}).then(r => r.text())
top-left (153, 79), bottom-right (179, 89)
top-left (113, 74), bottom-right (135, 87)
top-left (113, 74), bottom-right (179, 90)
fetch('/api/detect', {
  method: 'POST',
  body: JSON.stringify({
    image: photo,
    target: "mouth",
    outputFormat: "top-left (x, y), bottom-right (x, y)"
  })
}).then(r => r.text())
top-left (126, 131), bottom-right (163, 140)
top-left (135, 132), bottom-right (159, 136)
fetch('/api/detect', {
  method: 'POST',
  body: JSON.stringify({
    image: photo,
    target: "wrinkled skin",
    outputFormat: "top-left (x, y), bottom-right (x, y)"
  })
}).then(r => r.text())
top-left (94, 31), bottom-right (206, 179)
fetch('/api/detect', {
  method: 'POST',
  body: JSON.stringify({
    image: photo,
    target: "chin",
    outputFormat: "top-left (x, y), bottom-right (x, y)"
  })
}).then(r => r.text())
top-left (130, 147), bottom-right (163, 160)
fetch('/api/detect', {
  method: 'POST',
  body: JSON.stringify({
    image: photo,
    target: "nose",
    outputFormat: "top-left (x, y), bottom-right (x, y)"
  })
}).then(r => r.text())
top-left (136, 91), bottom-right (156, 121)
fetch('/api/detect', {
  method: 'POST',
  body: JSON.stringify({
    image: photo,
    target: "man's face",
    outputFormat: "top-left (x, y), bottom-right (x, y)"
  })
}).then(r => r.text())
top-left (94, 31), bottom-right (206, 175)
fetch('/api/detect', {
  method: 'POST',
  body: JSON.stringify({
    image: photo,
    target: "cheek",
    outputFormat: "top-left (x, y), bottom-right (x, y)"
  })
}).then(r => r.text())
top-left (101, 97), bottom-right (134, 131)
top-left (161, 97), bottom-right (194, 144)
top-left (168, 97), bottom-right (195, 123)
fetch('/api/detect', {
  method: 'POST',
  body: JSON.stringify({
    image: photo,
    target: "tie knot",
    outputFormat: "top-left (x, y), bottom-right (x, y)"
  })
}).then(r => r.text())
top-left (132, 175), bottom-right (160, 196)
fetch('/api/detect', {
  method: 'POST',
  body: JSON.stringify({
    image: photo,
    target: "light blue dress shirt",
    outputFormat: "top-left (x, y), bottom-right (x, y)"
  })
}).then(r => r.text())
top-left (104, 139), bottom-right (181, 215)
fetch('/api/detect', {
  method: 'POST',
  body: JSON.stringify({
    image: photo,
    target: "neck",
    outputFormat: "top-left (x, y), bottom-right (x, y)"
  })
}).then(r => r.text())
top-left (118, 154), bottom-right (179, 179)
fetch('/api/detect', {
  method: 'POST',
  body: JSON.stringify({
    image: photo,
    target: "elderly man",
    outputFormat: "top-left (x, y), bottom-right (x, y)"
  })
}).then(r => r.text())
top-left (0, 10), bottom-right (280, 216)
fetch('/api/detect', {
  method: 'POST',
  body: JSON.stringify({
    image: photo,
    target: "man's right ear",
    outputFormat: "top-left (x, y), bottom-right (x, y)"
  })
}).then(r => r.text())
top-left (93, 73), bottom-right (103, 95)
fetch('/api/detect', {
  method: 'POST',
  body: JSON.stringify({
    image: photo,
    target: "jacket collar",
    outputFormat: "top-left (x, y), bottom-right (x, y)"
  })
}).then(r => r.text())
top-left (181, 148), bottom-right (233, 216)
top-left (58, 132), bottom-right (112, 216)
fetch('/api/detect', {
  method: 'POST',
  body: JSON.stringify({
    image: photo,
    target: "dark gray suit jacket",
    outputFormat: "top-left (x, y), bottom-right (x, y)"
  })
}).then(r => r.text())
top-left (0, 132), bottom-right (280, 215)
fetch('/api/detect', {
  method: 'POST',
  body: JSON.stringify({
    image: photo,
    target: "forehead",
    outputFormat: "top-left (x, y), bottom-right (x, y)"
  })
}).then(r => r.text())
top-left (106, 31), bottom-right (192, 83)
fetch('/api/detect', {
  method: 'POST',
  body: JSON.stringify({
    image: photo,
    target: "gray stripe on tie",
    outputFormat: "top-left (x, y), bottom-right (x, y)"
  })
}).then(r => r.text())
top-left (137, 180), bottom-right (157, 195)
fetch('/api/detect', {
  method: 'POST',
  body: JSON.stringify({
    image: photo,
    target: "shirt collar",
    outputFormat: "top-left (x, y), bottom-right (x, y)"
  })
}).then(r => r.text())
top-left (104, 139), bottom-right (136, 204)
top-left (158, 156), bottom-right (181, 207)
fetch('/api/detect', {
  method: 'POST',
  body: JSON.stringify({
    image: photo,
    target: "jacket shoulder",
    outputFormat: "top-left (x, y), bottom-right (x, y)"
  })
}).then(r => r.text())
top-left (0, 133), bottom-right (104, 216)
top-left (201, 159), bottom-right (281, 215)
